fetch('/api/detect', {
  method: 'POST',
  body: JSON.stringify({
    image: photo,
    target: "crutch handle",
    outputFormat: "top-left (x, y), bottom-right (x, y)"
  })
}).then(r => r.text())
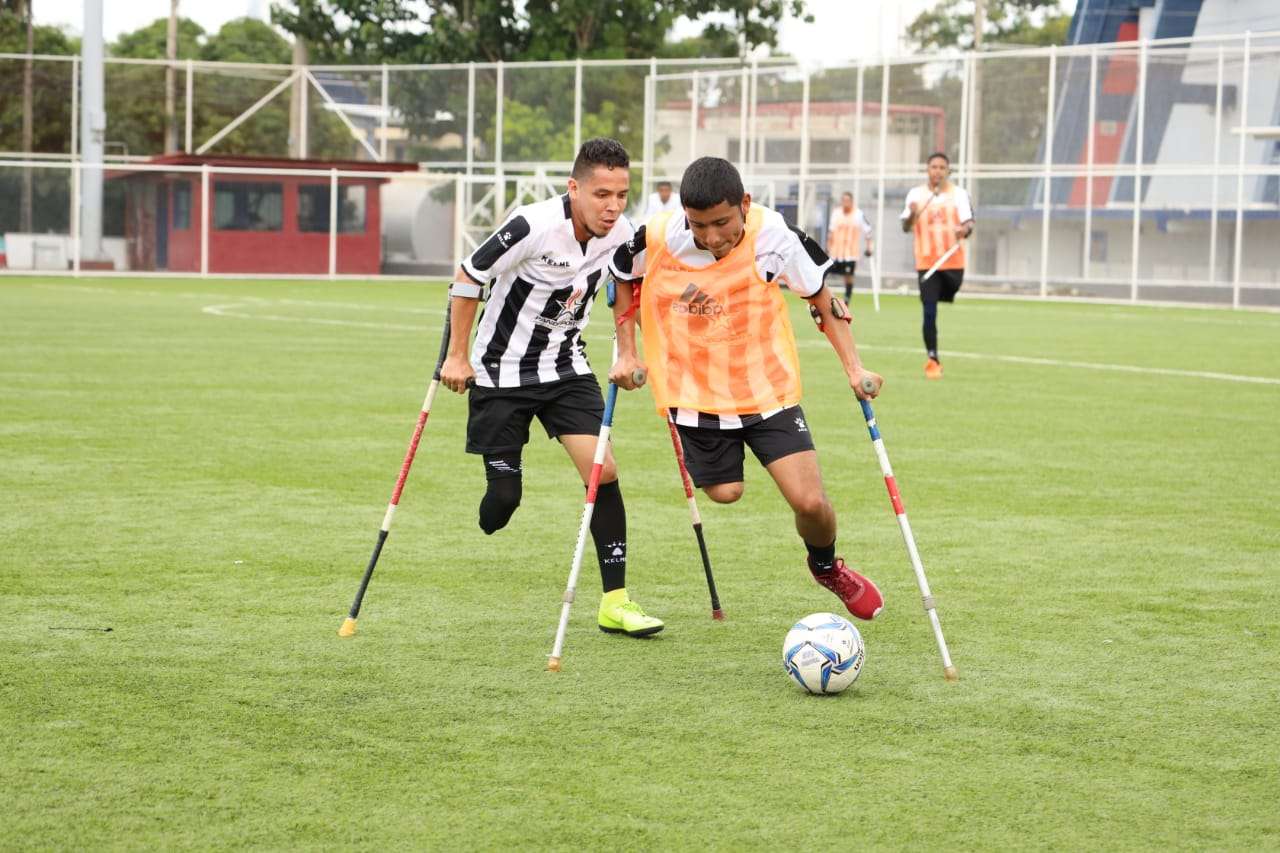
top-left (632, 368), bottom-right (647, 386)
top-left (860, 376), bottom-right (878, 396)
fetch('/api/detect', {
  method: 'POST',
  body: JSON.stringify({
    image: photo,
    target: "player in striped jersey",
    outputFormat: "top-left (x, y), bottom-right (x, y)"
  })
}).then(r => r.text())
top-left (609, 157), bottom-right (885, 621)
top-left (825, 192), bottom-right (874, 303)
top-left (438, 138), bottom-right (663, 637)
top-left (900, 152), bottom-right (975, 380)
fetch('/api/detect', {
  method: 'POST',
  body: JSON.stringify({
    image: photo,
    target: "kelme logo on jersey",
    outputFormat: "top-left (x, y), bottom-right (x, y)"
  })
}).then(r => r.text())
top-left (672, 283), bottom-right (725, 317)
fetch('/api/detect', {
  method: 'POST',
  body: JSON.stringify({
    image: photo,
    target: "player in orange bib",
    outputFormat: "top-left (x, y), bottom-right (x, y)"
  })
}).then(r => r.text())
top-left (825, 191), bottom-right (874, 303)
top-left (900, 152), bottom-right (974, 379)
top-left (608, 157), bottom-right (885, 621)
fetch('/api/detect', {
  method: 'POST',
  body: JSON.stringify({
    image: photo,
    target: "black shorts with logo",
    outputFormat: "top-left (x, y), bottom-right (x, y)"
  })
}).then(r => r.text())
top-left (918, 268), bottom-right (964, 303)
top-left (675, 406), bottom-right (816, 488)
top-left (466, 375), bottom-right (604, 455)
top-left (827, 260), bottom-right (857, 278)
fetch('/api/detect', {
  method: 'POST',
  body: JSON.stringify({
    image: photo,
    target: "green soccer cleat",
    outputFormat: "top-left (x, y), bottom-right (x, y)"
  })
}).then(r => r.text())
top-left (597, 589), bottom-right (665, 637)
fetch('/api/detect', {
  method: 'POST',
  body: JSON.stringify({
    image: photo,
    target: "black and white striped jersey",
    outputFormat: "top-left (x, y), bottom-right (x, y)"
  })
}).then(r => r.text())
top-left (609, 204), bottom-right (832, 430)
top-left (461, 194), bottom-right (635, 389)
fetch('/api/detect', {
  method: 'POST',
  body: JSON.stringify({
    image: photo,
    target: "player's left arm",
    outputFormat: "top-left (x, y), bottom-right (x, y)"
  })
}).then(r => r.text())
top-left (806, 286), bottom-right (881, 400)
top-left (778, 220), bottom-right (881, 400)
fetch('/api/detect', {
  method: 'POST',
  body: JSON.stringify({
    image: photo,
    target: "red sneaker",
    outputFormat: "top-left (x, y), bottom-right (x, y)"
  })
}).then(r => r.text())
top-left (809, 557), bottom-right (884, 620)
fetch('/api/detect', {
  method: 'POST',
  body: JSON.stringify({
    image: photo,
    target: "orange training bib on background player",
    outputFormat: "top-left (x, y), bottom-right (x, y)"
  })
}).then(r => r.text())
top-left (909, 186), bottom-right (967, 271)
top-left (827, 208), bottom-right (865, 261)
top-left (639, 208), bottom-right (803, 416)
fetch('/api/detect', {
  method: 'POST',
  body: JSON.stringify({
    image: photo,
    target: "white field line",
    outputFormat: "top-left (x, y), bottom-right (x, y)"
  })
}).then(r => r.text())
top-left (31, 284), bottom-right (1280, 388)
top-left (828, 342), bottom-right (1280, 387)
top-left (201, 302), bottom-right (429, 332)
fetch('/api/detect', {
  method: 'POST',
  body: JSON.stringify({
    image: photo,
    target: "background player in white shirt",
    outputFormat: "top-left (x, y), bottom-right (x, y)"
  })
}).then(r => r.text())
top-left (825, 192), bottom-right (874, 303)
top-left (641, 181), bottom-right (681, 218)
top-left (439, 138), bottom-right (664, 637)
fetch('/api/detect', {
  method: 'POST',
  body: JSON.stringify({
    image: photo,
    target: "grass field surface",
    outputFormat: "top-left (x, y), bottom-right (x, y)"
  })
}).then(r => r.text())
top-left (2, 277), bottom-right (1278, 849)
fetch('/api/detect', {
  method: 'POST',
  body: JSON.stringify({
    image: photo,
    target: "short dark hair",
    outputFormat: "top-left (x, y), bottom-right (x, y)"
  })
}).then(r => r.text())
top-left (572, 137), bottom-right (629, 180)
top-left (841, 191), bottom-right (853, 201)
top-left (656, 180), bottom-right (673, 189)
top-left (679, 157), bottom-right (744, 210)
top-left (927, 151), bottom-right (950, 165)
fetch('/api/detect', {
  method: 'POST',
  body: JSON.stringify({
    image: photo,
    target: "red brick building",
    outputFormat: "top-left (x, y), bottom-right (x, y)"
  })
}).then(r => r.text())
top-left (111, 155), bottom-right (419, 275)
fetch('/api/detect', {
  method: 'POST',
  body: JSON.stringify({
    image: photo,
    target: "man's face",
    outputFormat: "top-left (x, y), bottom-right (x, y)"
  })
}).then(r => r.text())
top-left (928, 157), bottom-right (950, 188)
top-left (842, 194), bottom-right (854, 212)
top-left (657, 184), bottom-right (672, 203)
top-left (568, 166), bottom-right (630, 238)
top-left (685, 195), bottom-right (751, 260)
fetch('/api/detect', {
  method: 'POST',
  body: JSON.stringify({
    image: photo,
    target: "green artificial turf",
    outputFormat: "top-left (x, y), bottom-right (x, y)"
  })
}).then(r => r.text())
top-left (2, 277), bottom-right (1277, 850)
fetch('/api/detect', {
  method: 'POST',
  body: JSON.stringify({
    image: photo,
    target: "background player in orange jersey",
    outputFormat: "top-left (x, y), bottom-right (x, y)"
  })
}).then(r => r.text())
top-left (825, 191), bottom-right (874, 302)
top-left (900, 152), bottom-right (975, 379)
top-left (608, 156), bottom-right (884, 621)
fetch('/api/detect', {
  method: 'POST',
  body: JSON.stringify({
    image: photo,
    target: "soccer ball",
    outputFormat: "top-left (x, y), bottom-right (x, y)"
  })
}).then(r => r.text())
top-left (782, 612), bottom-right (865, 694)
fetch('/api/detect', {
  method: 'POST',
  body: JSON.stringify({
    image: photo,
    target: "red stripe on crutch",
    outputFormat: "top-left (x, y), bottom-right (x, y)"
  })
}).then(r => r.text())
top-left (585, 462), bottom-right (605, 503)
top-left (389, 409), bottom-right (431, 505)
top-left (883, 475), bottom-right (905, 515)
top-left (667, 421), bottom-right (696, 500)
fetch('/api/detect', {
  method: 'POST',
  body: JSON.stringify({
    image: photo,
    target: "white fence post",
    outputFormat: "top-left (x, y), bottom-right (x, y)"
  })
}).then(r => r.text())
top-left (799, 71), bottom-right (810, 229)
top-left (1209, 44), bottom-right (1224, 288)
top-left (1232, 32), bottom-right (1252, 310)
top-left (876, 61), bottom-right (889, 292)
top-left (1040, 46), bottom-right (1057, 299)
top-left (328, 168), bottom-right (338, 279)
top-left (1129, 40), bottom-right (1146, 303)
top-left (1083, 46), bottom-right (1097, 280)
top-left (184, 59), bottom-right (194, 154)
top-left (495, 61), bottom-right (504, 226)
top-left (71, 163), bottom-right (81, 275)
top-left (200, 164), bottom-right (210, 275)
top-left (380, 64), bottom-right (389, 162)
top-left (573, 58), bottom-right (583, 155)
top-left (689, 70), bottom-right (699, 159)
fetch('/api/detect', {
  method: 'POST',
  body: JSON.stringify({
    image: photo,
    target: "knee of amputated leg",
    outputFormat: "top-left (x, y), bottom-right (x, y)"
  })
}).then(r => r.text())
top-left (705, 482), bottom-right (744, 504)
top-left (598, 458), bottom-right (619, 486)
top-left (479, 454), bottom-right (523, 534)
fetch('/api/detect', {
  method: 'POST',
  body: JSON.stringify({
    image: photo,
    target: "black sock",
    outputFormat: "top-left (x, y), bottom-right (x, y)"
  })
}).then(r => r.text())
top-left (806, 539), bottom-right (836, 573)
top-left (591, 480), bottom-right (626, 592)
top-left (922, 299), bottom-right (939, 360)
top-left (844, 283), bottom-right (853, 302)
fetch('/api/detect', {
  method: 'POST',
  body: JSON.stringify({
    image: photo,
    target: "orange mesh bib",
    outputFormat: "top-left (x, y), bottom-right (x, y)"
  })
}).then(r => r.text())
top-left (913, 187), bottom-right (966, 271)
top-left (640, 208), bottom-right (802, 415)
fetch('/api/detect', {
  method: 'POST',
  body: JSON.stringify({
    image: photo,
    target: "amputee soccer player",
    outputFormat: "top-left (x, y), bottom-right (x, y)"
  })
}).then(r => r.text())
top-left (900, 152), bottom-right (975, 380)
top-left (608, 156), bottom-right (884, 621)
top-left (439, 138), bottom-right (664, 637)
top-left (825, 191), bottom-right (874, 303)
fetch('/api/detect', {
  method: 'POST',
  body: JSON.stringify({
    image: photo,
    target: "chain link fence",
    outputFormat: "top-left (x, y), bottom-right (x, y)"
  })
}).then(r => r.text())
top-left (2, 35), bottom-right (1279, 306)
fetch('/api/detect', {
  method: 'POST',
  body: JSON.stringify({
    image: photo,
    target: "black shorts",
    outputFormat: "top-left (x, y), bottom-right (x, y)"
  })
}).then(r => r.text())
top-left (675, 406), bottom-right (816, 488)
top-left (827, 260), bottom-right (857, 278)
top-left (918, 268), bottom-right (964, 303)
top-left (466, 375), bottom-right (604, 455)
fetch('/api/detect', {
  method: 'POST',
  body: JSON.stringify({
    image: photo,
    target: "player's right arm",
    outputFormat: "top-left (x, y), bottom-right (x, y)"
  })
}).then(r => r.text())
top-left (900, 188), bottom-right (919, 233)
top-left (440, 268), bottom-right (480, 393)
top-left (440, 211), bottom-right (536, 393)
top-left (608, 224), bottom-right (647, 390)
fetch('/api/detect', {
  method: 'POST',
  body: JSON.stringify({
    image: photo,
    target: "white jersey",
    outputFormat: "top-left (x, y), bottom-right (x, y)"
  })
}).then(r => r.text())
top-left (609, 204), bottom-right (832, 429)
top-left (461, 194), bottom-right (635, 389)
top-left (642, 191), bottom-right (682, 218)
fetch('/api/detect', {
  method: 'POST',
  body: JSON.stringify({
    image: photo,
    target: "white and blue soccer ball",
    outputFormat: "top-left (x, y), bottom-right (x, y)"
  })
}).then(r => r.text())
top-left (782, 612), bottom-right (865, 694)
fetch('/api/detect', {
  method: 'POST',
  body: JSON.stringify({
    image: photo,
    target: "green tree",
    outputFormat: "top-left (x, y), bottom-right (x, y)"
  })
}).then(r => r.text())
top-left (908, 0), bottom-right (1070, 51)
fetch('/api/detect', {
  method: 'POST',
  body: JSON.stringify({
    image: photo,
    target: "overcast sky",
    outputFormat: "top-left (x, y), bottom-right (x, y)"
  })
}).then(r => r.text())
top-left (33, 0), bottom-right (1076, 63)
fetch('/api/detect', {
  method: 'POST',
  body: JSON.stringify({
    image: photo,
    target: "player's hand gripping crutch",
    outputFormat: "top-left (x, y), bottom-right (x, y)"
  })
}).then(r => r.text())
top-left (856, 376), bottom-right (958, 681)
top-left (547, 298), bottom-right (647, 671)
top-left (338, 299), bottom-right (457, 637)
